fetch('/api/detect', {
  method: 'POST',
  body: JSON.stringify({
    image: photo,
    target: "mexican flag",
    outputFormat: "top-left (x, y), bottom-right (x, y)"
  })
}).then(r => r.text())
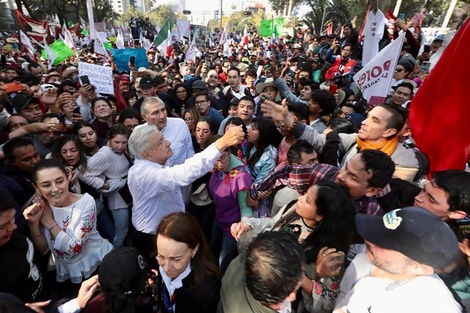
top-left (154, 19), bottom-right (170, 49)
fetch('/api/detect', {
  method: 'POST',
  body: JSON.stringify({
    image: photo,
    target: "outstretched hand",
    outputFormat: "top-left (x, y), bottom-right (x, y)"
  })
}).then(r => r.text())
top-left (261, 98), bottom-right (289, 122)
top-left (216, 125), bottom-right (245, 151)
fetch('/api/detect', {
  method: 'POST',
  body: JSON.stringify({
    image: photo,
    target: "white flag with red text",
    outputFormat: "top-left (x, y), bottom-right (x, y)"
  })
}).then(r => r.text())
top-left (353, 32), bottom-right (404, 105)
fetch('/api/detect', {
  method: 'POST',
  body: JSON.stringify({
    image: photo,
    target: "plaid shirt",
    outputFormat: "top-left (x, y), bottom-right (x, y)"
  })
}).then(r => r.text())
top-left (251, 163), bottom-right (384, 216)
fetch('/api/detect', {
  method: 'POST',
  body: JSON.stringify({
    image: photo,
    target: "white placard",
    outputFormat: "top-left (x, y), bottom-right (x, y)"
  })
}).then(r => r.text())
top-left (78, 62), bottom-right (114, 95)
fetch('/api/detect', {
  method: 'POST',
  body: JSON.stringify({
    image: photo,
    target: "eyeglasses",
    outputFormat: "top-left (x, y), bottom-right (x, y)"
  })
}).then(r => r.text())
top-left (395, 68), bottom-right (404, 73)
top-left (195, 100), bottom-right (208, 106)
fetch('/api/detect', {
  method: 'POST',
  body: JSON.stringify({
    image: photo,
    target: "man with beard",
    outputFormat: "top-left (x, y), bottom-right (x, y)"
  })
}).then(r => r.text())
top-left (334, 207), bottom-right (462, 313)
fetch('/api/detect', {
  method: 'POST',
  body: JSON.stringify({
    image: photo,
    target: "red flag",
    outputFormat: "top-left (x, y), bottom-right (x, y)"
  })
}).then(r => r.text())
top-left (15, 9), bottom-right (52, 43)
top-left (409, 20), bottom-right (470, 176)
top-left (113, 79), bottom-right (128, 113)
top-left (68, 23), bottom-right (81, 37)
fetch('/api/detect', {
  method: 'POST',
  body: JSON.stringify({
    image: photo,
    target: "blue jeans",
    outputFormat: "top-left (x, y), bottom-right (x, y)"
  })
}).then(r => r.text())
top-left (211, 219), bottom-right (238, 272)
top-left (111, 207), bottom-right (129, 248)
top-left (96, 206), bottom-right (115, 243)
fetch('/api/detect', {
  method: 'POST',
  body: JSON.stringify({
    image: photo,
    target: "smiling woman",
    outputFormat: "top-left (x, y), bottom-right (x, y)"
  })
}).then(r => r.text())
top-left (23, 159), bottom-right (113, 295)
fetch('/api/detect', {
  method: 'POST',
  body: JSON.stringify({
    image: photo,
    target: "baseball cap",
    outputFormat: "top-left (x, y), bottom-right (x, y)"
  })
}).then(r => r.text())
top-left (356, 207), bottom-right (460, 268)
top-left (11, 94), bottom-right (40, 113)
top-left (139, 76), bottom-right (154, 89)
top-left (192, 80), bottom-right (207, 90)
top-left (98, 247), bottom-right (148, 295)
top-left (433, 34), bottom-right (445, 42)
top-left (119, 75), bottom-right (130, 84)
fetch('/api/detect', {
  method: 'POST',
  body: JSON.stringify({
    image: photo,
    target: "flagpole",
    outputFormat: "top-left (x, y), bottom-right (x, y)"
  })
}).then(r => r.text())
top-left (86, 0), bottom-right (96, 39)
top-left (219, 0), bottom-right (223, 30)
top-left (441, 0), bottom-right (458, 29)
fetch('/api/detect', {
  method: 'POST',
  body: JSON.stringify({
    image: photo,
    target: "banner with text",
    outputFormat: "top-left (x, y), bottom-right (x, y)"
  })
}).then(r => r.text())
top-left (78, 62), bottom-right (114, 95)
top-left (353, 32), bottom-right (404, 105)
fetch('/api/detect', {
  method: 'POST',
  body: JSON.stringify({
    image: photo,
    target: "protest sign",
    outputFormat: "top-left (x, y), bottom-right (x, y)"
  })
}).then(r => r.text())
top-left (78, 62), bottom-right (114, 95)
top-left (353, 32), bottom-right (404, 105)
top-left (110, 48), bottom-right (148, 72)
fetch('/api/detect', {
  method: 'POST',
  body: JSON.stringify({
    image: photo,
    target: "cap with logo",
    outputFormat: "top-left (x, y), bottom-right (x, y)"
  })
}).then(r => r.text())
top-left (356, 206), bottom-right (460, 268)
top-left (98, 246), bottom-right (148, 295)
top-left (139, 76), bottom-right (155, 89)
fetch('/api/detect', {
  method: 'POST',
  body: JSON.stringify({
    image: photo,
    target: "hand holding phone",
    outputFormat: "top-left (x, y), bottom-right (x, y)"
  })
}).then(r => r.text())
top-left (129, 56), bottom-right (136, 66)
top-left (421, 61), bottom-right (431, 74)
top-left (80, 75), bottom-right (90, 86)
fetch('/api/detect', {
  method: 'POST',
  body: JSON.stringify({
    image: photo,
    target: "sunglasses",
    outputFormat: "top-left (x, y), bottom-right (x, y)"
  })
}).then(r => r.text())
top-left (395, 68), bottom-right (404, 73)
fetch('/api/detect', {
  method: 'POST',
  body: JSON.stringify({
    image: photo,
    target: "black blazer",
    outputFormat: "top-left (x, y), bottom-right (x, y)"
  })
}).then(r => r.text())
top-left (160, 271), bottom-right (221, 313)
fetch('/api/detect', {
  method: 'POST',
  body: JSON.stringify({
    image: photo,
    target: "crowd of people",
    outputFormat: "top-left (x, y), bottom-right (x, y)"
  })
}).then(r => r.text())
top-left (0, 10), bottom-right (470, 313)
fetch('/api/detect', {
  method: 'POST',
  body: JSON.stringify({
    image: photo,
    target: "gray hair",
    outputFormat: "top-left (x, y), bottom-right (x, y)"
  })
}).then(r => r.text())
top-left (128, 124), bottom-right (160, 160)
top-left (141, 96), bottom-right (165, 115)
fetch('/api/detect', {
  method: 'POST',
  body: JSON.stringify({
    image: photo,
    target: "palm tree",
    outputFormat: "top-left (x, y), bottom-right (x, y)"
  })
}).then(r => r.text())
top-left (304, 0), bottom-right (328, 34)
top-left (325, 0), bottom-right (350, 29)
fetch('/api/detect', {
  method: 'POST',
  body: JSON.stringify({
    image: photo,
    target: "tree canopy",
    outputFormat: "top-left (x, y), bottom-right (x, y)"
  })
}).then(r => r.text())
top-left (292, 0), bottom-right (470, 34)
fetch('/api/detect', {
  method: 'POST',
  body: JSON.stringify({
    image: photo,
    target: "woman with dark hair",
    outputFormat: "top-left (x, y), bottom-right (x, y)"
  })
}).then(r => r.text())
top-left (188, 117), bottom-right (217, 243)
top-left (247, 116), bottom-right (283, 186)
top-left (23, 159), bottom-right (113, 294)
top-left (155, 212), bottom-right (221, 313)
top-left (231, 181), bottom-right (355, 313)
top-left (81, 124), bottom-right (132, 248)
top-left (50, 135), bottom-right (88, 192)
top-left (182, 106), bottom-right (201, 136)
top-left (73, 122), bottom-right (106, 156)
top-left (49, 135), bottom-right (115, 242)
top-left (172, 84), bottom-right (191, 116)
top-left (340, 22), bottom-right (360, 59)
top-left (246, 117), bottom-right (283, 216)
top-left (91, 97), bottom-right (114, 139)
top-left (194, 116), bottom-right (217, 153)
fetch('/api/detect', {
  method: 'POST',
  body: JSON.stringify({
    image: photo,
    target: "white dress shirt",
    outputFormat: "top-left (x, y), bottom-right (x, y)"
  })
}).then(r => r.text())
top-left (162, 117), bottom-right (195, 166)
top-left (128, 144), bottom-right (221, 234)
